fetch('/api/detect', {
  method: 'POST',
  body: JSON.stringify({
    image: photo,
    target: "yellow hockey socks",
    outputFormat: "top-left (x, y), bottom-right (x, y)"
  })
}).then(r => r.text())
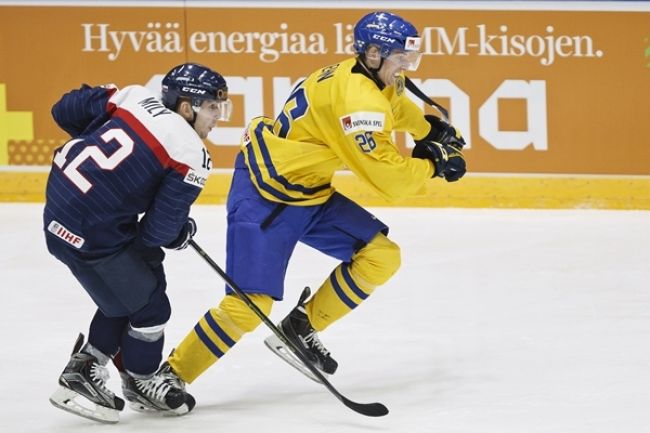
top-left (306, 233), bottom-right (400, 331)
top-left (169, 293), bottom-right (273, 383)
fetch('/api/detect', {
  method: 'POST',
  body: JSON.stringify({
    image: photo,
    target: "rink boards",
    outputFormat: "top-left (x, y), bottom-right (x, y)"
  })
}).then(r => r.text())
top-left (2, 170), bottom-right (649, 209)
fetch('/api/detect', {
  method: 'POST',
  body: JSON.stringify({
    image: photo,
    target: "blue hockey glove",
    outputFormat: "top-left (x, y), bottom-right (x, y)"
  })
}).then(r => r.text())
top-left (166, 218), bottom-right (197, 250)
top-left (422, 114), bottom-right (466, 150)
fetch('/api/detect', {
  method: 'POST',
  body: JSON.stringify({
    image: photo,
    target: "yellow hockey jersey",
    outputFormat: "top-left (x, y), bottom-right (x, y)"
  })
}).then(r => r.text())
top-left (241, 57), bottom-right (434, 205)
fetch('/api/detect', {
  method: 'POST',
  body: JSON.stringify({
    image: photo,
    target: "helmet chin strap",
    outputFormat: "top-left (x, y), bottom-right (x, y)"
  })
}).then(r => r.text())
top-left (176, 99), bottom-right (199, 127)
top-left (358, 54), bottom-right (386, 89)
top-left (188, 103), bottom-right (203, 127)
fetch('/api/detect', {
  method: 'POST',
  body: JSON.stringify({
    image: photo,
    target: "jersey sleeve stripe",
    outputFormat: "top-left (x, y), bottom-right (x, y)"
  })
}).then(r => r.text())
top-left (244, 121), bottom-right (331, 203)
top-left (252, 122), bottom-right (330, 195)
top-left (244, 143), bottom-right (303, 203)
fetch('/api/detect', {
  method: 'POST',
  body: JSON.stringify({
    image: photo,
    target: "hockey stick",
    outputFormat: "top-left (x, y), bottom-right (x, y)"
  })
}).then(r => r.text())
top-left (405, 76), bottom-right (449, 122)
top-left (188, 239), bottom-right (389, 417)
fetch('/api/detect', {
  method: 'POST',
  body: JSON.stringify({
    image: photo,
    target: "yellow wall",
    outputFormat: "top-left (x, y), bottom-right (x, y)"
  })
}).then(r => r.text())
top-left (3, 171), bottom-right (648, 209)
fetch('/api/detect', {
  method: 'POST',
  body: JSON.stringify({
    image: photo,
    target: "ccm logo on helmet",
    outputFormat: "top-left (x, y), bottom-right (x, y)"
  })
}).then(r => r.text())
top-left (372, 34), bottom-right (396, 43)
top-left (181, 87), bottom-right (207, 95)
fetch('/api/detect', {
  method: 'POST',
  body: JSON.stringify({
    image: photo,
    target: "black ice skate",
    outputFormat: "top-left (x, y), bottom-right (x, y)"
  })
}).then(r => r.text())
top-left (264, 287), bottom-right (338, 383)
top-left (49, 333), bottom-right (125, 424)
top-left (121, 361), bottom-right (195, 416)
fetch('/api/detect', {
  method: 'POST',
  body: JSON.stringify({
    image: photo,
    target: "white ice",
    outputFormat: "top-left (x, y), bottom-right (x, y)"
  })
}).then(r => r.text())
top-left (1, 203), bottom-right (649, 433)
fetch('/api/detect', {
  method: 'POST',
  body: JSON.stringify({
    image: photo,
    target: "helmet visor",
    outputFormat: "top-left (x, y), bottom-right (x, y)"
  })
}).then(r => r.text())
top-left (194, 99), bottom-right (233, 122)
top-left (388, 50), bottom-right (422, 72)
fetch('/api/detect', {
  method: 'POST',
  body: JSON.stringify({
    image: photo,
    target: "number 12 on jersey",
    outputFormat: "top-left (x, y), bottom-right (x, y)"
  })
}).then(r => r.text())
top-left (53, 128), bottom-right (134, 193)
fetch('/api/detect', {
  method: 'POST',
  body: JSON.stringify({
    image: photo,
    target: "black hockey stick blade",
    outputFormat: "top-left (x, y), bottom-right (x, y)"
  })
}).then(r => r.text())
top-left (188, 239), bottom-right (389, 417)
top-left (342, 398), bottom-right (389, 417)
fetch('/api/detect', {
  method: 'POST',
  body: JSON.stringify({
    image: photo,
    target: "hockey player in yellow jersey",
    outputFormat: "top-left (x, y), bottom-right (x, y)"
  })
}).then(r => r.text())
top-left (167, 11), bottom-right (466, 389)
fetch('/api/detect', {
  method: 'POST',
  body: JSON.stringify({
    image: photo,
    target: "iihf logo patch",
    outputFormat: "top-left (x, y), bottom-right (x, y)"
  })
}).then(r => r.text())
top-left (48, 220), bottom-right (85, 248)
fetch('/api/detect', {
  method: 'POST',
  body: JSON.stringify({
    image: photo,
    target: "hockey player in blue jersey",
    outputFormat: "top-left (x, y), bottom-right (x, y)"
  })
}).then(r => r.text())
top-left (45, 63), bottom-right (232, 423)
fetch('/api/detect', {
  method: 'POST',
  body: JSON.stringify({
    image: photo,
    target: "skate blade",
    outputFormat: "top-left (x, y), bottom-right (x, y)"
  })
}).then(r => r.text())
top-left (264, 334), bottom-right (326, 384)
top-left (128, 401), bottom-right (156, 413)
top-left (168, 402), bottom-right (192, 416)
top-left (127, 401), bottom-right (192, 417)
top-left (50, 386), bottom-right (120, 424)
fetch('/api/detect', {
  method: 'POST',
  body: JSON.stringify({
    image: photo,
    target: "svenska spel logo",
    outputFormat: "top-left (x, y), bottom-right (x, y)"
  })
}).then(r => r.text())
top-left (341, 116), bottom-right (352, 131)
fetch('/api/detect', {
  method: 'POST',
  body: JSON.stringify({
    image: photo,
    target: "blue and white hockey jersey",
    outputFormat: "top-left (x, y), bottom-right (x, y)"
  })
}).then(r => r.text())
top-left (43, 84), bottom-right (210, 255)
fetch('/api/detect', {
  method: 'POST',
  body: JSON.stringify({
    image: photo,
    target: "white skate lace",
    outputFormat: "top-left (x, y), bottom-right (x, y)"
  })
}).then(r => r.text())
top-left (135, 375), bottom-right (172, 402)
top-left (302, 331), bottom-right (330, 357)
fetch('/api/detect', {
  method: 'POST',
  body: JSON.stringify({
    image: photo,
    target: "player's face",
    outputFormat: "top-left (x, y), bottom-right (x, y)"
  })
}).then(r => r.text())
top-left (192, 99), bottom-right (233, 139)
top-left (379, 49), bottom-right (422, 86)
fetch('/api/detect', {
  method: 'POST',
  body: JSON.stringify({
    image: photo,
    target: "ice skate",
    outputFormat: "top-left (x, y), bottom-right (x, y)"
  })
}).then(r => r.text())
top-left (264, 287), bottom-right (338, 383)
top-left (121, 361), bottom-right (195, 416)
top-left (49, 333), bottom-right (125, 424)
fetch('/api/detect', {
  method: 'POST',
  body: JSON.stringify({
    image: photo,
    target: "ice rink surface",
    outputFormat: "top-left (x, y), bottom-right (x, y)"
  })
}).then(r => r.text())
top-left (1, 203), bottom-right (649, 433)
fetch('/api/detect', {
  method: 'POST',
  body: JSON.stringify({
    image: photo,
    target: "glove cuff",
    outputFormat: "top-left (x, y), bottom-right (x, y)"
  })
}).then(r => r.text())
top-left (412, 141), bottom-right (447, 178)
top-left (421, 114), bottom-right (450, 143)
